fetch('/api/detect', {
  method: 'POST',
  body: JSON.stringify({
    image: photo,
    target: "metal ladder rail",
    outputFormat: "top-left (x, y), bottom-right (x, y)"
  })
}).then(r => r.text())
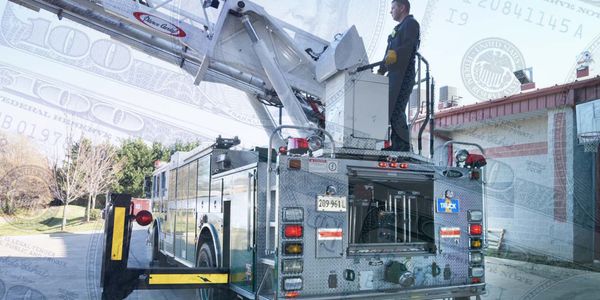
top-left (264, 125), bottom-right (336, 256)
top-left (254, 125), bottom-right (336, 300)
top-left (414, 53), bottom-right (435, 158)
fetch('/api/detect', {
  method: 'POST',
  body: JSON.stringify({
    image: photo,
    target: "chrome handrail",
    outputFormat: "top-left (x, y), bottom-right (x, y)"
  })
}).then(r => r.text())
top-left (264, 125), bottom-right (336, 255)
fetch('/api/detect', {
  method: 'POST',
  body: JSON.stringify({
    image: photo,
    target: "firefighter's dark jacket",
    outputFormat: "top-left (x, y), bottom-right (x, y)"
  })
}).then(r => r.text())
top-left (381, 14), bottom-right (420, 77)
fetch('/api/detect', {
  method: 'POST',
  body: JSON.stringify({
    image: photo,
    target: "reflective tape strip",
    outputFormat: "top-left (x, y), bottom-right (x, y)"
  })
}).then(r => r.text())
top-left (317, 228), bottom-right (343, 240)
top-left (230, 272), bottom-right (247, 282)
top-left (111, 207), bottom-right (125, 260)
top-left (440, 227), bottom-right (461, 238)
top-left (148, 274), bottom-right (229, 285)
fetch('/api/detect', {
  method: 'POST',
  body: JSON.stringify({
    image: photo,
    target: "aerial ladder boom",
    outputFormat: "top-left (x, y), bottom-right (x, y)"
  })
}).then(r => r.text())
top-left (9, 0), bottom-right (371, 143)
top-left (6, 3), bottom-right (454, 300)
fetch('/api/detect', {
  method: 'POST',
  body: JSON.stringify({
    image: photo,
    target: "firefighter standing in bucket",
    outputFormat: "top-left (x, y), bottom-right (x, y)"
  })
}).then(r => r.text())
top-left (378, 0), bottom-right (420, 152)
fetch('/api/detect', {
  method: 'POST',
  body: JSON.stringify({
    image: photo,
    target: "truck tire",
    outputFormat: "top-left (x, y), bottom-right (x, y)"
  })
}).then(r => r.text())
top-left (150, 227), bottom-right (166, 267)
top-left (196, 243), bottom-right (232, 300)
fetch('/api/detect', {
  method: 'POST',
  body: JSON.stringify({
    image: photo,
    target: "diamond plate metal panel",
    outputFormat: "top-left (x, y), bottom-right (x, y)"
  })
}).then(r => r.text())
top-left (338, 136), bottom-right (380, 150)
top-left (333, 148), bottom-right (433, 163)
top-left (433, 166), bottom-right (485, 285)
top-left (272, 156), bottom-right (484, 298)
top-left (254, 162), bottom-right (276, 297)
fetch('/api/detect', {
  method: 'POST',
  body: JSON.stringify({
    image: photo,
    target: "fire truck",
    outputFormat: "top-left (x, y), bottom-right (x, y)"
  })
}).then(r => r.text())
top-left (11, 0), bottom-right (488, 299)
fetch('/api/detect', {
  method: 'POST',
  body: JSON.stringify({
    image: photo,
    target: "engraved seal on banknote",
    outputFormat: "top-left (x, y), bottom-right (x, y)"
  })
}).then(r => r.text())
top-left (461, 38), bottom-right (526, 101)
top-left (0, 165), bottom-right (56, 230)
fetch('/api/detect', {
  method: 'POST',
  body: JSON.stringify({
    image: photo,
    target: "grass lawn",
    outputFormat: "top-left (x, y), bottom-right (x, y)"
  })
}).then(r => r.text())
top-left (0, 205), bottom-right (103, 236)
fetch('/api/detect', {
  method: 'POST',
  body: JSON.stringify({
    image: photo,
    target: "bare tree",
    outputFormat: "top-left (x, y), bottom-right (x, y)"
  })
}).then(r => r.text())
top-left (49, 136), bottom-right (89, 231)
top-left (83, 142), bottom-right (123, 222)
top-left (0, 133), bottom-right (51, 214)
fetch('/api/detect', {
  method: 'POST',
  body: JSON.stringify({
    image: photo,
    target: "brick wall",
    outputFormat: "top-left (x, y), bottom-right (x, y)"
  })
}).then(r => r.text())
top-left (442, 113), bottom-right (580, 261)
top-left (553, 112), bottom-right (567, 222)
top-left (428, 106), bottom-right (600, 262)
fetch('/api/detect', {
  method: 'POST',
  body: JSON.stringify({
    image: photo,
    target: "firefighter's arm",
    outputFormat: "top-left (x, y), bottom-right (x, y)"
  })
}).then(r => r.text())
top-left (386, 20), bottom-right (420, 66)
top-left (377, 63), bottom-right (388, 75)
top-left (377, 50), bottom-right (389, 74)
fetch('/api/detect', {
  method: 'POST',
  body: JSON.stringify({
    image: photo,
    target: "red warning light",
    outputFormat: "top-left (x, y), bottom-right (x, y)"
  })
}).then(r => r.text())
top-left (135, 210), bottom-right (153, 226)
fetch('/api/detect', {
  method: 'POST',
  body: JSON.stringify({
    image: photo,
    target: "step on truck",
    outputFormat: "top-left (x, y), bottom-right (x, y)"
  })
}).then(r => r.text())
top-left (10, 0), bottom-right (489, 299)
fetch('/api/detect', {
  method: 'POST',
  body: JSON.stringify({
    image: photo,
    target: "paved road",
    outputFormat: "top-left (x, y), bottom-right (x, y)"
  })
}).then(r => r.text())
top-left (1, 227), bottom-right (599, 299)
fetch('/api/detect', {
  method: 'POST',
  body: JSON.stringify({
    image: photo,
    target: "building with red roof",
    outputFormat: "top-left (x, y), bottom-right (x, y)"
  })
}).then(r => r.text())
top-left (412, 76), bottom-right (600, 263)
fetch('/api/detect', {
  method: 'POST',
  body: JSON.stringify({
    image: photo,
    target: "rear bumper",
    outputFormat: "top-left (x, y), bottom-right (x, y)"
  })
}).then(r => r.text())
top-left (282, 283), bottom-right (486, 300)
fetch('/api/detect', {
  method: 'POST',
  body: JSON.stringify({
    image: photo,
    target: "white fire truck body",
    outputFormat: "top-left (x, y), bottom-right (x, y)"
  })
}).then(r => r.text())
top-left (10, 0), bottom-right (488, 299)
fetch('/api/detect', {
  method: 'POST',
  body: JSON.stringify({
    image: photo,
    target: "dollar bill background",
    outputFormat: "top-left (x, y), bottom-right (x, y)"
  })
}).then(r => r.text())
top-left (424, 0), bottom-right (599, 100)
top-left (1, 0), bottom-right (598, 154)
top-left (1, 0), bottom-right (600, 299)
top-left (0, 0), bottom-right (393, 155)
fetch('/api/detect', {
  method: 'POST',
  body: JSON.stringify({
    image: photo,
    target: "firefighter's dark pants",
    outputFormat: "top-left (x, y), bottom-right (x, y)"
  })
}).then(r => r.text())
top-left (388, 68), bottom-right (415, 152)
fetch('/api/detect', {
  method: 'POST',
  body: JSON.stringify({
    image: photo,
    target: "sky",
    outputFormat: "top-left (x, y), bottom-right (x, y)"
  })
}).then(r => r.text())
top-left (0, 0), bottom-right (599, 156)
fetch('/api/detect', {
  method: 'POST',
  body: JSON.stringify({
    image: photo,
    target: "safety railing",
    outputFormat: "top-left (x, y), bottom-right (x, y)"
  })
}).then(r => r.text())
top-left (264, 125), bottom-right (336, 255)
top-left (354, 53), bottom-right (435, 158)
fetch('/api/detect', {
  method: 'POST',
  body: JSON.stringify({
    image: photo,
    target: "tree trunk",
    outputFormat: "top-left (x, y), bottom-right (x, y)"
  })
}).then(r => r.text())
top-left (61, 202), bottom-right (68, 231)
top-left (86, 194), bottom-right (92, 222)
top-left (92, 194), bottom-right (97, 211)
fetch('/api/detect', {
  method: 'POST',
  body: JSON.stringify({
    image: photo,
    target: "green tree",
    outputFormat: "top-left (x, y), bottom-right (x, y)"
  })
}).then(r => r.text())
top-left (163, 140), bottom-right (201, 157)
top-left (113, 139), bottom-right (201, 198)
top-left (113, 139), bottom-right (155, 197)
top-left (151, 142), bottom-right (171, 162)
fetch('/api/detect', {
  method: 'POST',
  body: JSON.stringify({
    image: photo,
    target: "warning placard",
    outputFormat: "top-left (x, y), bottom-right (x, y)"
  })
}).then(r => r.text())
top-left (308, 158), bottom-right (338, 173)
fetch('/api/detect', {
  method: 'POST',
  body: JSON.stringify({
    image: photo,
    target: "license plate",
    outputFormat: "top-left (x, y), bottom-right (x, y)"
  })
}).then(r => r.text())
top-left (317, 195), bottom-right (346, 212)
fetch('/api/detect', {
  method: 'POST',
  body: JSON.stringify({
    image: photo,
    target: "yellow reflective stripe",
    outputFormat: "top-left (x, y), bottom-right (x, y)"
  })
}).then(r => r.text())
top-left (230, 272), bottom-right (247, 282)
top-left (111, 207), bottom-right (125, 261)
top-left (148, 274), bottom-right (229, 285)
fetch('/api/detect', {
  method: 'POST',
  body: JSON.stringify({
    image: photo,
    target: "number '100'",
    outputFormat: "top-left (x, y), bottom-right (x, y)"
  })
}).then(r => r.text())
top-left (24, 18), bottom-right (133, 72)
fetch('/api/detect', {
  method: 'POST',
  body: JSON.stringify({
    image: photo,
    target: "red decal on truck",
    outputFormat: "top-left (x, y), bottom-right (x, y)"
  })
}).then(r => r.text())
top-left (440, 227), bottom-right (461, 238)
top-left (317, 228), bottom-right (343, 240)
